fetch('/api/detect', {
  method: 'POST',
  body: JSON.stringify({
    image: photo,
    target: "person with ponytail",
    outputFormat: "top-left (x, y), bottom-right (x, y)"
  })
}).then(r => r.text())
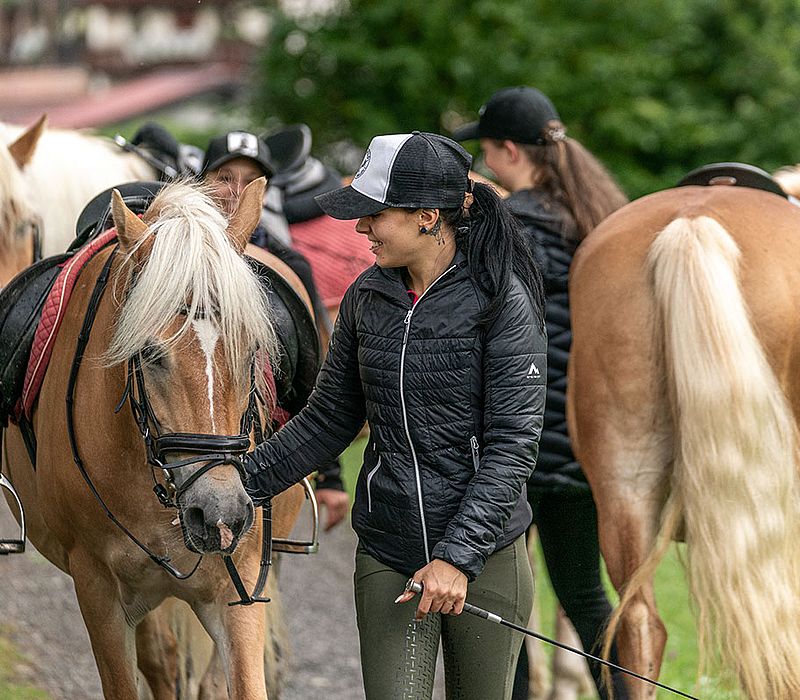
top-left (454, 87), bottom-right (629, 700)
top-left (245, 131), bottom-right (547, 699)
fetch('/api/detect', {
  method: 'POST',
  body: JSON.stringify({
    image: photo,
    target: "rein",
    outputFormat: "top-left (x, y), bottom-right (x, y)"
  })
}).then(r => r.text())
top-left (66, 244), bottom-right (273, 605)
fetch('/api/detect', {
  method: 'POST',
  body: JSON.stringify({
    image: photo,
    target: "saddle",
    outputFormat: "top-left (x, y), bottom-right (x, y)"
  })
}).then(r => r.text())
top-left (2, 174), bottom-right (320, 424)
top-left (677, 162), bottom-right (789, 198)
top-left (0, 253), bottom-right (70, 427)
top-left (114, 122), bottom-right (204, 182)
top-left (246, 257), bottom-right (320, 416)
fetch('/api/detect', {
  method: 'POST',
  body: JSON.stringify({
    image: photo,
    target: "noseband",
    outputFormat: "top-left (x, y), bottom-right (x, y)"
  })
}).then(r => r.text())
top-left (67, 245), bottom-right (274, 605)
top-left (116, 352), bottom-right (260, 507)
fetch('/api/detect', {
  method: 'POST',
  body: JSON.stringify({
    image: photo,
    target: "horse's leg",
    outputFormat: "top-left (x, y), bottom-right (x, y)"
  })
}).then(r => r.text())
top-left (196, 572), bottom-right (288, 700)
top-left (136, 606), bottom-right (180, 700)
top-left (548, 608), bottom-right (594, 700)
top-left (569, 312), bottom-right (671, 698)
top-left (588, 473), bottom-right (667, 700)
top-left (194, 597), bottom-right (268, 700)
top-left (519, 531), bottom-right (549, 700)
top-left (198, 649), bottom-right (227, 700)
top-left (69, 548), bottom-right (142, 699)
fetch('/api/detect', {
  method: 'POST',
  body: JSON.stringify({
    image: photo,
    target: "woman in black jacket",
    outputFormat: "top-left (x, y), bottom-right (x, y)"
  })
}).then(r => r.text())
top-left (245, 131), bottom-right (547, 699)
top-left (454, 87), bottom-right (629, 699)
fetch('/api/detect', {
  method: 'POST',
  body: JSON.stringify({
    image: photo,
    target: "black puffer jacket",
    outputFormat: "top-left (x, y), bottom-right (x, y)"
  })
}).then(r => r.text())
top-left (245, 250), bottom-right (547, 580)
top-left (507, 189), bottom-right (587, 495)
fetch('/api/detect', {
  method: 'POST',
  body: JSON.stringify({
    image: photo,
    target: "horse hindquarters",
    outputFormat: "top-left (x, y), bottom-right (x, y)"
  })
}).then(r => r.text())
top-left (647, 216), bottom-right (800, 699)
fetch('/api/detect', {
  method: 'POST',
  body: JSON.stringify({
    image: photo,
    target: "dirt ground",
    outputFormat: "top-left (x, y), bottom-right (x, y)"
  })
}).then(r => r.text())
top-left (0, 503), bottom-right (446, 699)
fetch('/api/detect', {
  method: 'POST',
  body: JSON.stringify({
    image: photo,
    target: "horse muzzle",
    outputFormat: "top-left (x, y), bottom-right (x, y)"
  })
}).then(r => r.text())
top-left (179, 491), bottom-right (255, 554)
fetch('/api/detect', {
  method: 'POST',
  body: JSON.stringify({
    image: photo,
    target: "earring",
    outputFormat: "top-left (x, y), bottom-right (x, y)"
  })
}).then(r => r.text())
top-left (419, 226), bottom-right (428, 234)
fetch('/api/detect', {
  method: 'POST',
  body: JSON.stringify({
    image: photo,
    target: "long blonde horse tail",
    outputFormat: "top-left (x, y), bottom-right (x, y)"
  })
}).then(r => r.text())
top-left (608, 215), bottom-right (800, 698)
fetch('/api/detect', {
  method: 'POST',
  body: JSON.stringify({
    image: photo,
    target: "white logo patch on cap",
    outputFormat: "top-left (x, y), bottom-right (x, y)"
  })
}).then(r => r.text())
top-left (354, 148), bottom-right (371, 179)
top-left (351, 134), bottom-right (413, 204)
top-left (227, 132), bottom-right (259, 158)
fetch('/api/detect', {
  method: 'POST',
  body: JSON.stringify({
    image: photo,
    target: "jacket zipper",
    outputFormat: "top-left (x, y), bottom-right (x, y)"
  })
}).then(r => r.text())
top-left (366, 457), bottom-right (381, 513)
top-left (399, 264), bottom-right (457, 562)
top-left (470, 435), bottom-right (480, 472)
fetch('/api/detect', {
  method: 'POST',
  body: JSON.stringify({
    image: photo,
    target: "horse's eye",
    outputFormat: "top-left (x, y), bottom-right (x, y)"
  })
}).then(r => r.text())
top-left (141, 344), bottom-right (167, 368)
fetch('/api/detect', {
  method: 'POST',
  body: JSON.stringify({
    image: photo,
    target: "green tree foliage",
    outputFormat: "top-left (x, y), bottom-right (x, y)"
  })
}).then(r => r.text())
top-left (254, 0), bottom-right (800, 197)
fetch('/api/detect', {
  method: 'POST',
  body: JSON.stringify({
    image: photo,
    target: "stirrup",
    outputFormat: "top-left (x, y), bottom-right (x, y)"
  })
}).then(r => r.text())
top-left (0, 472), bottom-right (26, 554)
top-left (272, 476), bottom-right (319, 554)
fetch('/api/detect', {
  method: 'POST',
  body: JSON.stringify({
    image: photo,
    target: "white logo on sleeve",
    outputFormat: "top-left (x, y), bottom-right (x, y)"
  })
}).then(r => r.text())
top-left (526, 361), bottom-right (540, 378)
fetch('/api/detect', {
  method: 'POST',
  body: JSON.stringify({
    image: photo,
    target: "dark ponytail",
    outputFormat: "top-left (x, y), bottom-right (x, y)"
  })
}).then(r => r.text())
top-left (442, 182), bottom-right (545, 326)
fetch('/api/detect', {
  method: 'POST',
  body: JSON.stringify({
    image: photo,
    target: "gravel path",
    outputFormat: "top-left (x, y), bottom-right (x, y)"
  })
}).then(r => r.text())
top-left (0, 505), bottom-right (445, 699)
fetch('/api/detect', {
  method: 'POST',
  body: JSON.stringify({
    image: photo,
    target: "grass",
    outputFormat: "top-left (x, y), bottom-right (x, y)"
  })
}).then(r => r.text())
top-left (338, 437), bottom-right (742, 699)
top-left (0, 627), bottom-right (50, 700)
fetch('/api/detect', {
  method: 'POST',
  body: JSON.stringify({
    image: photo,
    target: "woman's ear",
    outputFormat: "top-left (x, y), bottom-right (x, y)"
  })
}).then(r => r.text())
top-left (503, 139), bottom-right (522, 164)
top-left (418, 208), bottom-right (439, 231)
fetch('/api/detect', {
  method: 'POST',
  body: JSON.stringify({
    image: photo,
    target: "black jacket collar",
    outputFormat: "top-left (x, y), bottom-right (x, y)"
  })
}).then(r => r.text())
top-left (358, 250), bottom-right (469, 304)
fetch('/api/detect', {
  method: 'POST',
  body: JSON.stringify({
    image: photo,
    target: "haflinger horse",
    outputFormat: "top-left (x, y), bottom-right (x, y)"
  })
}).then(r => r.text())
top-left (568, 183), bottom-right (800, 699)
top-left (1, 177), bottom-right (304, 699)
top-left (0, 119), bottom-right (45, 287)
top-left (0, 115), bottom-right (155, 258)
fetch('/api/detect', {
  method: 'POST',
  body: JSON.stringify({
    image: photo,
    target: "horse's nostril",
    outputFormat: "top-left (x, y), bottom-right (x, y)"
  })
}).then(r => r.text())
top-left (184, 506), bottom-right (204, 534)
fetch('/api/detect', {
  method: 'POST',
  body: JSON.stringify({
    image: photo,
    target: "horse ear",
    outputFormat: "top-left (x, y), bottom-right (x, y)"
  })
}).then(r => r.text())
top-left (8, 114), bottom-right (47, 168)
top-left (227, 177), bottom-right (267, 254)
top-left (111, 189), bottom-right (149, 253)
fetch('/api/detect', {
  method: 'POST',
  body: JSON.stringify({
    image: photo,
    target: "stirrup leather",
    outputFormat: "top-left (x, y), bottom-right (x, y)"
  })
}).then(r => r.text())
top-left (0, 472), bottom-right (26, 554)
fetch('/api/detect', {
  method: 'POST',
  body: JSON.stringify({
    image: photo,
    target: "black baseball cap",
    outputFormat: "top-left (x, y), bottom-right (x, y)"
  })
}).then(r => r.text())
top-left (315, 131), bottom-right (472, 220)
top-left (452, 86), bottom-right (561, 145)
top-left (202, 131), bottom-right (275, 177)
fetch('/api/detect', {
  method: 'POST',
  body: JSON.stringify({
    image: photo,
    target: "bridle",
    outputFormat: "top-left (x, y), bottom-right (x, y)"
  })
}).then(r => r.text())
top-left (116, 352), bottom-right (259, 507)
top-left (67, 244), bottom-right (275, 605)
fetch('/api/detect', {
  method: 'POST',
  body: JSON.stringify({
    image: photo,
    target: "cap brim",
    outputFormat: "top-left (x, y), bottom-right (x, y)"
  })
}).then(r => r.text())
top-left (315, 185), bottom-right (388, 220)
top-left (204, 154), bottom-right (274, 178)
top-left (451, 121), bottom-right (480, 142)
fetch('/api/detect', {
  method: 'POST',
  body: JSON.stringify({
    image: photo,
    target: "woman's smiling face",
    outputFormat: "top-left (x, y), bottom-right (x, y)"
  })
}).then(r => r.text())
top-left (355, 208), bottom-right (423, 269)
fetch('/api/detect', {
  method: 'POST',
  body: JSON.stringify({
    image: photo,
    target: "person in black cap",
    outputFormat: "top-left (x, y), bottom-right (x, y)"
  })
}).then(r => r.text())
top-left (244, 131), bottom-right (548, 699)
top-left (202, 131), bottom-right (351, 530)
top-left (454, 87), bottom-right (629, 700)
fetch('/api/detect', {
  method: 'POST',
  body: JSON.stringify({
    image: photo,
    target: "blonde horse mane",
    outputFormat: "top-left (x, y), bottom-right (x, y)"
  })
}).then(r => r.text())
top-left (605, 215), bottom-right (800, 698)
top-left (105, 180), bottom-right (278, 399)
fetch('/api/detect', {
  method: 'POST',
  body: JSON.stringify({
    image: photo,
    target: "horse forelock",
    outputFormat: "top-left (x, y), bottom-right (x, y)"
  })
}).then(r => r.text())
top-left (105, 180), bottom-right (278, 397)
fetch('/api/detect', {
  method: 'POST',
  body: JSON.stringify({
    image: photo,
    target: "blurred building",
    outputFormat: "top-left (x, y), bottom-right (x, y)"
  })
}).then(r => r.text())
top-left (0, 0), bottom-right (271, 127)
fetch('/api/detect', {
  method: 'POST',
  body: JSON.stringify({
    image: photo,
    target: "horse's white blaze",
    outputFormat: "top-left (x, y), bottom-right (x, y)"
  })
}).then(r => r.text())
top-left (193, 318), bottom-right (220, 431)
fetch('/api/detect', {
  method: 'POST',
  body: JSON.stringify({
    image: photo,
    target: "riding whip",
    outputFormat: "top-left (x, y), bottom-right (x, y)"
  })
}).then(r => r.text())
top-left (402, 579), bottom-right (699, 700)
